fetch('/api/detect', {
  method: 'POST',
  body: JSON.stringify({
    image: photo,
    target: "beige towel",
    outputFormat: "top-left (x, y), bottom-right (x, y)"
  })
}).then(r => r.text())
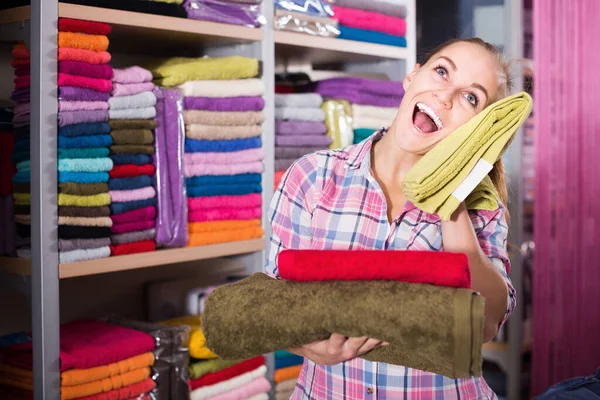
top-left (58, 216), bottom-right (113, 227)
top-left (184, 110), bottom-right (264, 126)
top-left (179, 79), bottom-right (265, 98)
top-left (186, 124), bottom-right (262, 140)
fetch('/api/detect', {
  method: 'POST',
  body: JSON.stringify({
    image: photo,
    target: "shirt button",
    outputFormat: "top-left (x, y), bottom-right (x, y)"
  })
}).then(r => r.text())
top-left (367, 388), bottom-right (374, 395)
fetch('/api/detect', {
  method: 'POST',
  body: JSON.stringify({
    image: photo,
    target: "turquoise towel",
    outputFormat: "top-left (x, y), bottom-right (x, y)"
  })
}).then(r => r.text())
top-left (275, 349), bottom-right (298, 359)
top-left (186, 183), bottom-right (262, 197)
top-left (338, 25), bottom-right (407, 48)
top-left (12, 171), bottom-right (30, 183)
top-left (185, 173), bottom-right (262, 187)
top-left (16, 160), bottom-right (30, 171)
top-left (58, 148), bottom-right (111, 159)
top-left (58, 158), bottom-right (113, 173)
top-left (58, 172), bottom-right (109, 184)
top-left (58, 135), bottom-right (112, 149)
top-left (11, 152), bottom-right (29, 165)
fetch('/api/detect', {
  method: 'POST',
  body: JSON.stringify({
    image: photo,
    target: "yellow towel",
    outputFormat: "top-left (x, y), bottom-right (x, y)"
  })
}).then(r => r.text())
top-left (58, 193), bottom-right (111, 207)
top-left (403, 92), bottom-right (533, 220)
top-left (161, 315), bottom-right (217, 359)
top-left (13, 193), bottom-right (31, 206)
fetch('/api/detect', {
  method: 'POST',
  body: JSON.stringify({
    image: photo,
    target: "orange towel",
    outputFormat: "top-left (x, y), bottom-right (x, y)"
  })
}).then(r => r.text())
top-left (72, 378), bottom-right (156, 400)
top-left (275, 365), bottom-right (302, 383)
top-left (58, 32), bottom-right (109, 52)
top-left (61, 352), bottom-right (155, 387)
top-left (12, 42), bottom-right (30, 59)
top-left (188, 219), bottom-right (261, 234)
top-left (61, 367), bottom-right (151, 400)
top-left (187, 226), bottom-right (263, 247)
top-left (58, 48), bottom-right (111, 64)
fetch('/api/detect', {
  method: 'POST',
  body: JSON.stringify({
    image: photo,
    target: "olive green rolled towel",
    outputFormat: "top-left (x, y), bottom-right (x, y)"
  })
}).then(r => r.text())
top-left (202, 273), bottom-right (485, 379)
top-left (111, 129), bottom-right (155, 145)
top-left (403, 91), bottom-right (533, 220)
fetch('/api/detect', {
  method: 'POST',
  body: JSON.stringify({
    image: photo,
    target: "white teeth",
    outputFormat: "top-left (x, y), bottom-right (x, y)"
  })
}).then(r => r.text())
top-left (416, 103), bottom-right (444, 130)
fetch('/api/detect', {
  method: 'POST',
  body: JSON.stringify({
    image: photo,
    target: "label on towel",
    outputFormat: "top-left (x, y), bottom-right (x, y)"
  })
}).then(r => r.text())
top-left (452, 159), bottom-right (494, 202)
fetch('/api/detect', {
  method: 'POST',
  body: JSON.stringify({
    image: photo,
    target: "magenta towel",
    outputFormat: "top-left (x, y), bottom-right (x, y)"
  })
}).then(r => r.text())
top-left (184, 96), bottom-right (265, 112)
top-left (58, 101), bottom-right (109, 112)
top-left (109, 187), bottom-right (156, 203)
top-left (184, 148), bottom-right (264, 165)
top-left (111, 220), bottom-right (155, 234)
top-left (275, 135), bottom-right (333, 147)
top-left (184, 161), bottom-right (264, 177)
top-left (332, 6), bottom-right (407, 37)
top-left (189, 206), bottom-right (262, 222)
top-left (206, 377), bottom-right (271, 400)
top-left (110, 206), bottom-right (156, 224)
top-left (58, 61), bottom-right (114, 80)
top-left (111, 82), bottom-right (155, 97)
top-left (112, 66), bottom-right (153, 84)
top-left (187, 194), bottom-right (262, 211)
top-left (275, 120), bottom-right (328, 135)
top-left (13, 103), bottom-right (30, 116)
top-left (58, 110), bottom-right (109, 126)
top-left (57, 73), bottom-right (112, 93)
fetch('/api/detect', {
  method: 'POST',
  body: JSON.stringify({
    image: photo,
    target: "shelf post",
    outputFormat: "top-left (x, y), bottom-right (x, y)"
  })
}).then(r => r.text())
top-left (30, 0), bottom-right (60, 398)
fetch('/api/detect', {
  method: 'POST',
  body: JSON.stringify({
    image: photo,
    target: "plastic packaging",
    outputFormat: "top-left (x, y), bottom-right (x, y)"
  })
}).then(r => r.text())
top-left (274, 0), bottom-right (334, 18)
top-left (322, 100), bottom-right (354, 149)
top-left (153, 87), bottom-right (188, 248)
top-left (183, 0), bottom-right (266, 27)
top-left (274, 9), bottom-right (340, 37)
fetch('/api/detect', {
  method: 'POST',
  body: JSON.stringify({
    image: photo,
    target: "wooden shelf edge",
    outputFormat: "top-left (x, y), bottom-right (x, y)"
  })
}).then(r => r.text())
top-left (483, 341), bottom-right (509, 352)
top-left (0, 6), bottom-right (30, 24)
top-left (0, 257), bottom-right (32, 276)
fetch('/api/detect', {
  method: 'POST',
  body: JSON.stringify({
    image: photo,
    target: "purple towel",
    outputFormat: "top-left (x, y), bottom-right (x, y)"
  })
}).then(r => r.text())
top-left (275, 146), bottom-right (324, 160)
top-left (11, 89), bottom-right (30, 104)
top-left (309, 77), bottom-right (405, 97)
top-left (275, 135), bottom-right (333, 147)
top-left (184, 0), bottom-right (262, 27)
top-left (312, 87), bottom-right (403, 107)
top-left (275, 120), bottom-right (328, 135)
top-left (184, 96), bottom-right (265, 112)
top-left (58, 110), bottom-right (109, 127)
top-left (58, 86), bottom-right (111, 102)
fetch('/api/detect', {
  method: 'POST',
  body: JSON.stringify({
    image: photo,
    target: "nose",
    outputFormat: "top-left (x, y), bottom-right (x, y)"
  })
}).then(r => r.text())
top-left (433, 91), bottom-right (453, 109)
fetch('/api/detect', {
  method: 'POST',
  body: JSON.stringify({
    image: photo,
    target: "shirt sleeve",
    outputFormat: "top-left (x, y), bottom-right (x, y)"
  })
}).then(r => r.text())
top-left (264, 156), bottom-right (317, 278)
top-left (469, 204), bottom-right (516, 328)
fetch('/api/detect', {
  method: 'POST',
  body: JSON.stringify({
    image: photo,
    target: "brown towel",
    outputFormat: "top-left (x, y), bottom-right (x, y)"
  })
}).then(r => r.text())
top-left (59, 182), bottom-right (109, 196)
top-left (111, 129), bottom-right (155, 145)
top-left (12, 182), bottom-right (30, 193)
top-left (203, 273), bottom-right (485, 379)
top-left (183, 110), bottom-right (264, 126)
top-left (110, 145), bottom-right (155, 155)
top-left (109, 119), bottom-right (157, 130)
top-left (59, 206), bottom-right (111, 218)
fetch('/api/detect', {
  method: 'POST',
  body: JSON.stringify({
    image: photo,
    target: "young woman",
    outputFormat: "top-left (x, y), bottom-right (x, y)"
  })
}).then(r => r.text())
top-left (266, 38), bottom-right (516, 399)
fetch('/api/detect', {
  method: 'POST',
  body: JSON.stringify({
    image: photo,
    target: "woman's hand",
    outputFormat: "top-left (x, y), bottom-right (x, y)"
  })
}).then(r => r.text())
top-left (287, 334), bottom-right (388, 366)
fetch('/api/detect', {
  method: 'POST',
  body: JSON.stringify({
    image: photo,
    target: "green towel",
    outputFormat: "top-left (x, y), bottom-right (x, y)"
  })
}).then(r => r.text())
top-left (188, 358), bottom-right (239, 380)
top-left (403, 92), bottom-right (533, 220)
top-left (202, 273), bottom-right (485, 379)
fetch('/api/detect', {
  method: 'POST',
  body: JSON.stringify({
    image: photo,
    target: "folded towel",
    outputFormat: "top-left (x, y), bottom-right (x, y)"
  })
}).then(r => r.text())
top-left (187, 194), bottom-right (262, 211)
top-left (274, 146), bottom-right (322, 160)
top-left (15, 214), bottom-right (31, 225)
top-left (109, 119), bottom-right (157, 130)
top-left (185, 173), bottom-right (261, 187)
top-left (59, 61), bottom-right (114, 80)
top-left (109, 187), bottom-right (156, 203)
top-left (190, 365), bottom-right (267, 397)
top-left (274, 94), bottom-right (323, 108)
top-left (185, 138), bottom-right (261, 153)
top-left (58, 158), bottom-right (113, 172)
top-left (202, 376), bottom-right (270, 400)
top-left (184, 110), bottom-right (264, 126)
top-left (275, 107), bottom-right (325, 122)
top-left (112, 66), bottom-right (153, 84)
top-left (108, 176), bottom-right (153, 191)
top-left (12, 183), bottom-right (30, 195)
top-left (58, 86), bottom-right (111, 102)
top-left (110, 228), bottom-right (156, 245)
top-left (111, 220), bottom-right (155, 235)
top-left (353, 128), bottom-right (377, 141)
top-left (108, 107), bottom-right (156, 120)
top-left (59, 182), bottom-right (109, 196)
top-left (403, 92), bottom-right (533, 219)
top-left (185, 124), bottom-right (262, 141)
top-left (149, 56), bottom-right (259, 87)
top-left (189, 206), bottom-right (261, 223)
top-left (110, 240), bottom-right (156, 256)
top-left (334, 0), bottom-right (407, 18)
top-left (110, 206), bottom-right (156, 224)
top-left (110, 198), bottom-right (157, 215)
top-left (275, 378), bottom-right (297, 394)
top-left (58, 216), bottom-right (113, 227)
top-left (332, 6), bottom-right (407, 37)
top-left (58, 193), bottom-right (111, 207)
top-left (13, 103), bottom-right (30, 116)
top-left (189, 359), bottom-right (239, 380)
top-left (160, 316), bottom-right (217, 359)
top-left (202, 273), bottom-right (485, 378)
top-left (110, 154), bottom-right (153, 165)
top-left (179, 79), bottom-right (265, 98)
top-left (274, 349), bottom-right (297, 360)
top-left (12, 171), bottom-right (30, 184)
top-left (352, 115), bottom-right (390, 130)
top-left (187, 226), bottom-right (263, 246)
top-left (58, 237), bottom-right (111, 252)
top-left (184, 148), bottom-right (264, 165)
top-left (338, 25), bottom-right (407, 47)
top-left (58, 48), bottom-right (112, 65)
top-left (274, 365), bottom-right (302, 384)
top-left (62, 367), bottom-right (152, 399)
top-left (58, 73), bottom-right (112, 93)
top-left (58, 148), bottom-right (111, 159)
top-left (57, 226), bottom-right (111, 241)
top-left (110, 164), bottom-right (155, 179)
top-left (59, 206), bottom-right (111, 218)
top-left (275, 355), bottom-right (304, 370)
top-left (13, 193), bottom-right (31, 206)
top-left (184, 96), bottom-right (265, 112)
top-left (187, 219), bottom-right (261, 234)
top-left (58, 18), bottom-right (112, 35)
top-left (111, 129), bottom-right (155, 145)
top-left (58, 101), bottom-right (110, 112)
top-left (70, 378), bottom-right (156, 400)
top-left (59, 246), bottom-right (111, 263)
top-left (58, 172), bottom-right (109, 184)
top-left (352, 104), bottom-right (398, 120)
top-left (15, 160), bottom-right (30, 171)
top-left (275, 120), bottom-right (327, 135)
top-left (184, 161), bottom-right (263, 178)
top-left (58, 134), bottom-right (112, 149)
top-left (13, 67), bottom-right (29, 77)
top-left (14, 75), bottom-right (30, 89)
top-left (187, 183), bottom-right (262, 198)
top-left (275, 135), bottom-right (332, 147)
top-left (58, 32), bottom-right (109, 52)
top-left (109, 145), bottom-right (155, 155)
top-left (108, 92), bottom-right (157, 110)
top-left (111, 82), bottom-right (155, 97)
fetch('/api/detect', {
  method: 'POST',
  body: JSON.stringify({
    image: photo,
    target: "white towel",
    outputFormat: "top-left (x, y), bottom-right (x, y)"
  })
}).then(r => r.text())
top-left (275, 107), bottom-right (326, 122)
top-left (108, 107), bottom-right (156, 120)
top-left (59, 246), bottom-right (111, 264)
top-left (108, 91), bottom-right (157, 110)
top-left (191, 365), bottom-right (268, 400)
top-left (351, 104), bottom-right (398, 121)
top-left (353, 114), bottom-right (392, 130)
top-left (186, 124), bottom-right (262, 140)
top-left (275, 93), bottom-right (323, 108)
top-left (247, 394), bottom-right (269, 400)
top-left (179, 79), bottom-right (265, 98)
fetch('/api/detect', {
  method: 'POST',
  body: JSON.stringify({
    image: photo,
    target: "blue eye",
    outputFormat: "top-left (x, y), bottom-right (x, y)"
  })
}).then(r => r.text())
top-left (466, 93), bottom-right (478, 107)
top-left (435, 66), bottom-right (447, 78)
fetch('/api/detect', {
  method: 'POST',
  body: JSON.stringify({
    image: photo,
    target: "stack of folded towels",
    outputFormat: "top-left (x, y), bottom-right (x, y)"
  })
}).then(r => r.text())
top-left (0, 107), bottom-right (16, 256)
top-left (148, 55), bottom-right (264, 247)
top-left (351, 103), bottom-right (398, 142)
top-left (274, 93), bottom-right (330, 188)
top-left (56, 18), bottom-right (114, 264)
top-left (107, 66), bottom-right (158, 257)
top-left (0, 319), bottom-right (158, 399)
top-left (273, 350), bottom-right (303, 400)
top-left (162, 316), bottom-right (270, 400)
top-left (184, 0), bottom-right (264, 27)
top-left (332, 0), bottom-right (408, 47)
top-left (273, 0), bottom-right (339, 37)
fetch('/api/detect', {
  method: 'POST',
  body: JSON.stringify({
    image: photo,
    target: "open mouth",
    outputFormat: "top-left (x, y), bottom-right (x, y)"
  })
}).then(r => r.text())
top-left (412, 102), bottom-right (443, 134)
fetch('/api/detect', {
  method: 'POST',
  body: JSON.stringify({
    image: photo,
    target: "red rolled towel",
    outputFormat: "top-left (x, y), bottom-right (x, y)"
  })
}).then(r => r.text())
top-left (14, 75), bottom-right (30, 90)
top-left (59, 61), bottom-right (114, 80)
top-left (277, 250), bottom-right (471, 289)
top-left (10, 59), bottom-right (29, 68)
top-left (110, 240), bottom-right (156, 256)
top-left (12, 47), bottom-right (30, 60)
top-left (109, 164), bottom-right (156, 179)
top-left (111, 221), bottom-right (155, 235)
top-left (110, 206), bottom-right (156, 225)
top-left (13, 68), bottom-right (29, 77)
top-left (275, 84), bottom-right (294, 94)
top-left (189, 356), bottom-right (265, 390)
top-left (57, 73), bottom-right (112, 93)
top-left (58, 18), bottom-right (112, 36)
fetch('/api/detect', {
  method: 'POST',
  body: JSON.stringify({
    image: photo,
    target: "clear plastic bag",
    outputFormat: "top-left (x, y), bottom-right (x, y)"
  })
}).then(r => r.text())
top-left (274, 0), bottom-right (334, 18)
top-left (183, 0), bottom-right (266, 27)
top-left (322, 100), bottom-right (354, 149)
top-left (275, 9), bottom-right (340, 37)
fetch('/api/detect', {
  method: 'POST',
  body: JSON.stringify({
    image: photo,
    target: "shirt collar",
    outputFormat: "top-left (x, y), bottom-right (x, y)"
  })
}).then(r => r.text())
top-left (345, 128), bottom-right (386, 170)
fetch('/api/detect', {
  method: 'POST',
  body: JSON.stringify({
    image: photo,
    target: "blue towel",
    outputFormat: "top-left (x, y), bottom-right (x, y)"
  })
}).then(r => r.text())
top-left (110, 154), bottom-right (153, 166)
top-left (16, 160), bottom-right (30, 171)
top-left (11, 152), bottom-right (29, 164)
top-left (110, 197), bottom-right (157, 215)
top-left (338, 25), bottom-right (407, 48)
top-left (58, 158), bottom-right (113, 173)
top-left (58, 135), bottom-right (112, 149)
top-left (12, 171), bottom-right (30, 183)
top-left (108, 176), bottom-right (153, 191)
top-left (58, 147), bottom-right (111, 159)
top-left (14, 139), bottom-right (30, 153)
top-left (186, 183), bottom-right (262, 197)
top-left (185, 173), bottom-right (262, 187)
top-left (275, 354), bottom-right (304, 369)
top-left (58, 171), bottom-right (109, 184)
top-left (59, 122), bottom-right (111, 137)
top-left (275, 349), bottom-right (298, 359)
top-left (185, 137), bottom-right (261, 153)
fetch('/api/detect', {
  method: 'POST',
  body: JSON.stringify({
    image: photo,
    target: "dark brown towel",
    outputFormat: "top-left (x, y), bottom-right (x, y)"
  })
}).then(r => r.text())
top-left (110, 145), bottom-right (155, 155)
top-left (109, 119), bottom-right (157, 130)
top-left (15, 205), bottom-right (30, 215)
top-left (12, 182), bottom-right (30, 194)
top-left (59, 182), bottom-right (109, 196)
top-left (111, 129), bottom-right (155, 145)
top-left (59, 205), bottom-right (111, 218)
top-left (203, 273), bottom-right (485, 379)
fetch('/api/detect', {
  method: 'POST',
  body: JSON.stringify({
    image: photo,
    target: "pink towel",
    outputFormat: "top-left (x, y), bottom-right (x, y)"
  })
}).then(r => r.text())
top-left (111, 82), bottom-right (155, 97)
top-left (187, 194), bottom-right (262, 212)
top-left (13, 103), bottom-right (30, 116)
top-left (58, 101), bottom-right (109, 112)
top-left (184, 148), bottom-right (264, 165)
top-left (188, 206), bottom-right (262, 222)
top-left (109, 187), bottom-right (156, 203)
top-left (184, 161), bottom-right (263, 178)
top-left (206, 377), bottom-right (271, 400)
top-left (110, 206), bottom-right (156, 224)
top-left (111, 220), bottom-right (155, 234)
top-left (332, 6), bottom-right (407, 37)
top-left (57, 73), bottom-right (112, 93)
top-left (112, 66), bottom-right (153, 84)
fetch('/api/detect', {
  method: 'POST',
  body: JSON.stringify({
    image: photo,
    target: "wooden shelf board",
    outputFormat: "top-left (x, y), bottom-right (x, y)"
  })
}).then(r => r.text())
top-left (274, 31), bottom-right (411, 64)
top-left (483, 341), bottom-right (509, 352)
top-left (0, 257), bottom-right (31, 276)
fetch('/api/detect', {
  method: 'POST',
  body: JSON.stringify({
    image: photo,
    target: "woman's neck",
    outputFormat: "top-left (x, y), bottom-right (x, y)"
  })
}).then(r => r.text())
top-left (372, 127), bottom-right (422, 185)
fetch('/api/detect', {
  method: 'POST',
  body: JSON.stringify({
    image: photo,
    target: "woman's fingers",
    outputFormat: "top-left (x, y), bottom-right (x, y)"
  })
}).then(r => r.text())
top-left (326, 333), bottom-right (349, 356)
top-left (357, 338), bottom-right (382, 355)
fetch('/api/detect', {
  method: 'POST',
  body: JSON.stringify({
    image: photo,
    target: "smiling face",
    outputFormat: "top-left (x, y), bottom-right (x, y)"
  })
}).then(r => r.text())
top-left (391, 41), bottom-right (506, 155)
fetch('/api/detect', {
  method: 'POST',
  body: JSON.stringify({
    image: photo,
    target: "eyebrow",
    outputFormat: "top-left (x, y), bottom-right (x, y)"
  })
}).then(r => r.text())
top-left (436, 56), bottom-right (489, 102)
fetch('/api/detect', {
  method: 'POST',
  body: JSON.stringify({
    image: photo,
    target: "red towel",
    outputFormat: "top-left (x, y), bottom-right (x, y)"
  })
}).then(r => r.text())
top-left (14, 75), bottom-right (30, 90)
top-left (277, 250), bottom-right (471, 289)
top-left (189, 356), bottom-right (265, 390)
top-left (57, 73), bottom-right (112, 93)
top-left (13, 68), bottom-right (29, 77)
top-left (58, 18), bottom-right (112, 36)
top-left (275, 85), bottom-right (294, 94)
top-left (76, 378), bottom-right (155, 400)
top-left (110, 240), bottom-right (156, 256)
top-left (109, 164), bottom-right (155, 179)
top-left (59, 61), bottom-right (114, 80)
top-left (110, 206), bottom-right (156, 225)
top-left (111, 221), bottom-right (155, 235)
top-left (11, 47), bottom-right (30, 60)
top-left (0, 320), bottom-right (155, 372)
top-left (10, 59), bottom-right (29, 68)
top-left (0, 133), bottom-right (16, 196)
top-left (332, 6), bottom-right (407, 37)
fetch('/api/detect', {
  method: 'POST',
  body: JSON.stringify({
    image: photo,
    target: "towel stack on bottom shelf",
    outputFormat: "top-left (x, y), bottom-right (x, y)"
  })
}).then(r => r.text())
top-left (352, 104), bottom-right (398, 143)
top-left (107, 66), bottom-right (157, 256)
top-left (274, 350), bottom-right (303, 399)
top-left (0, 107), bottom-right (16, 256)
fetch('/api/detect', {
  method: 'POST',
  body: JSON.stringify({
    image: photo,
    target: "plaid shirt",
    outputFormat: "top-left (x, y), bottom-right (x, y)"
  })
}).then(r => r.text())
top-left (265, 132), bottom-right (516, 400)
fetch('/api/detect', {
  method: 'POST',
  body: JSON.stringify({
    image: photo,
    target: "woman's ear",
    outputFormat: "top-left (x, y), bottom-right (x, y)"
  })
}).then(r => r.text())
top-left (402, 63), bottom-right (421, 91)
